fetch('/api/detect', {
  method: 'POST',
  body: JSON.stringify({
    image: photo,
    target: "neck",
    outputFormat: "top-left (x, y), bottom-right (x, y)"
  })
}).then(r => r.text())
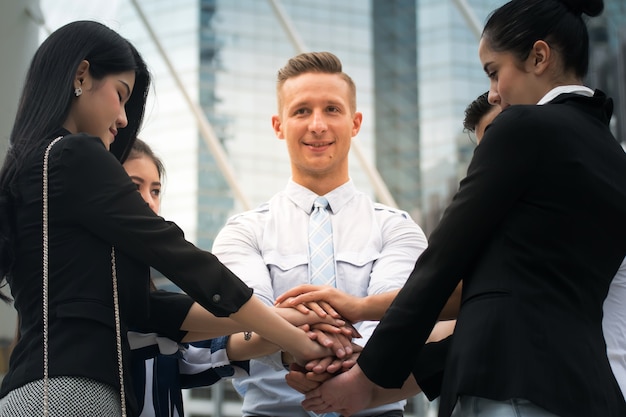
top-left (548, 70), bottom-right (583, 89)
top-left (294, 174), bottom-right (349, 196)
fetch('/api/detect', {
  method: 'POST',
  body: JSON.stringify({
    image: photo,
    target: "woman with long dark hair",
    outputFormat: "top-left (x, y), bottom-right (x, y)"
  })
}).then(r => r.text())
top-left (0, 21), bottom-right (329, 416)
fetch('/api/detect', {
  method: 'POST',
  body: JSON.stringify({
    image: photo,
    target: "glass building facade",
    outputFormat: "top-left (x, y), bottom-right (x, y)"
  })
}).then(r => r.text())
top-left (4, 0), bottom-right (623, 415)
top-left (372, 0), bottom-right (503, 235)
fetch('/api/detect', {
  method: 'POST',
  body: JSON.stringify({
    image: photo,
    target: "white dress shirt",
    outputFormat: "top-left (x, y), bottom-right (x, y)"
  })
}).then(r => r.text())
top-left (212, 179), bottom-right (428, 417)
top-left (603, 258), bottom-right (626, 400)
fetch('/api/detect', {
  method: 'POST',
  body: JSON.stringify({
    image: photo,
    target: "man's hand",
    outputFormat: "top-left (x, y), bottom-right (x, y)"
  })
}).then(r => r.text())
top-left (302, 364), bottom-right (376, 416)
top-left (285, 363), bottom-right (334, 394)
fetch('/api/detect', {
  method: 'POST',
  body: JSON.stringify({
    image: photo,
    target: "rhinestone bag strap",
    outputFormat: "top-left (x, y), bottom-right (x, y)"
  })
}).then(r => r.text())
top-left (42, 137), bottom-right (126, 416)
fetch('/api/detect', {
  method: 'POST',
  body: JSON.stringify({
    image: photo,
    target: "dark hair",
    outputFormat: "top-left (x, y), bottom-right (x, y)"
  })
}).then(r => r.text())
top-left (482, 0), bottom-right (604, 79)
top-left (125, 138), bottom-right (166, 181)
top-left (276, 51), bottom-right (357, 113)
top-left (0, 21), bottom-right (151, 302)
top-left (463, 92), bottom-right (493, 133)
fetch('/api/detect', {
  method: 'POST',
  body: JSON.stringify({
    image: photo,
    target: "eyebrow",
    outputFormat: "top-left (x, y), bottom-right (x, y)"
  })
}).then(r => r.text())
top-left (129, 176), bottom-right (162, 186)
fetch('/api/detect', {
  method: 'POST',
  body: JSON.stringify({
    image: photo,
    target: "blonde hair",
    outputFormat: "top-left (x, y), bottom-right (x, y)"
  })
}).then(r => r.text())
top-left (276, 52), bottom-right (357, 113)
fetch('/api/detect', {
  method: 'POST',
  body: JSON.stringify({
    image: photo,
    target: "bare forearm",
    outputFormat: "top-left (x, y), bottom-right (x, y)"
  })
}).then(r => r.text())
top-left (226, 331), bottom-right (280, 361)
top-left (369, 376), bottom-right (422, 408)
top-left (230, 295), bottom-right (329, 361)
top-left (180, 303), bottom-right (244, 336)
top-left (358, 290), bottom-right (399, 321)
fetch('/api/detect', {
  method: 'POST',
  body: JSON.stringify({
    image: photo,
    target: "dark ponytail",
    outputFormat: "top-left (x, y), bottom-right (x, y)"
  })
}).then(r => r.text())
top-left (559, 0), bottom-right (604, 16)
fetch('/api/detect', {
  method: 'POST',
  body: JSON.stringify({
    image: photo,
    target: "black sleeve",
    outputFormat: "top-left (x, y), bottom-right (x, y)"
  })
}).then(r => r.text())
top-left (53, 135), bottom-right (253, 317)
top-left (412, 336), bottom-right (452, 401)
top-left (357, 107), bottom-right (539, 388)
top-left (136, 290), bottom-right (195, 342)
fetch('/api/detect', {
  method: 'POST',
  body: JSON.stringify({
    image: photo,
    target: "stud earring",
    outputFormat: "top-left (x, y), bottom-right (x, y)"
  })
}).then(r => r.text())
top-left (74, 87), bottom-right (82, 97)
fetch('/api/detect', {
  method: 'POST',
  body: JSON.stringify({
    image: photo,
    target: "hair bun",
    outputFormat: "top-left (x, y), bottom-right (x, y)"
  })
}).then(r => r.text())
top-left (559, 0), bottom-right (604, 17)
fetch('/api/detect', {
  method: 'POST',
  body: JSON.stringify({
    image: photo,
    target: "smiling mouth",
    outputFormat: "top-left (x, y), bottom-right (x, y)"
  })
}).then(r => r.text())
top-left (305, 142), bottom-right (334, 148)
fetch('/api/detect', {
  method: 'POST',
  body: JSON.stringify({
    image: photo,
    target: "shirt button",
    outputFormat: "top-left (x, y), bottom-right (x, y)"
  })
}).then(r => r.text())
top-left (212, 294), bottom-right (221, 303)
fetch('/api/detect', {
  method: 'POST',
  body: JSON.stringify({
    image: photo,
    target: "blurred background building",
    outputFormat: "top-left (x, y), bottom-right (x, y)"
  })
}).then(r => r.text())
top-left (1, 1), bottom-right (624, 416)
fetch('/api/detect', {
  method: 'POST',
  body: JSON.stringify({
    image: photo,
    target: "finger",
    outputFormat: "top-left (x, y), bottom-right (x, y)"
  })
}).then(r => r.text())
top-left (302, 398), bottom-right (333, 413)
top-left (322, 358), bottom-right (345, 374)
top-left (305, 371), bottom-right (334, 382)
top-left (287, 287), bottom-right (333, 307)
top-left (333, 333), bottom-right (353, 356)
top-left (275, 284), bottom-right (319, 304)
top-left (285, 370), bottom-right (321, 393)
top-left (311, 356), bottom-right (336, 374)
top-left (304, 358), bottom-right (322, 371)
top-left (306, 301), bottom-right (328, 318)
top-left (344, 322), bottom-right (362, 338)
top-left (294, 303), bottom-right (313, 315)
top-left (340, 357), bottom-right (358, 371)
top-left (310, 323), bottom-right (342, 334)
top-left (274, 296), bottom-right (294, 308)
top-left (306, 330), bottom-right (319, 341)
top-left (311, 331), bottom-right (345, 358)
top-left (319, 300), bottom-right (341, 318)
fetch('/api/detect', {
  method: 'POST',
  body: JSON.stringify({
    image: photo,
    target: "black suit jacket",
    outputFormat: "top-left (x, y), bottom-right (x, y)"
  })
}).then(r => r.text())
top-left (358, 92), bottom-right (626, 417)
top-left (1, 133), bottom-right (252, 415)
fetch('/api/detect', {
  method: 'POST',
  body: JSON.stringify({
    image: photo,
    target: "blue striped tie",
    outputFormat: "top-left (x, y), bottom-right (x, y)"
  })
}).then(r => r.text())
top-left (307, 196), bottom-right (339, 417)
top-left (308, 197), bottom-right (336, 287)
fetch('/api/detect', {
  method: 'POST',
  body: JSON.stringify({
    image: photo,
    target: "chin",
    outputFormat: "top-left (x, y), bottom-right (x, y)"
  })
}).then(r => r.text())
top-left (98, 136), bottom-right (112, 150)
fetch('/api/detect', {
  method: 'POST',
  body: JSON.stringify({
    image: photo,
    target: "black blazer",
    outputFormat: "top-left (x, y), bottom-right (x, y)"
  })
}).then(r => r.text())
top-left (0, 133), bottom-right (252, 415)
top-left (358, 92), bottom-right (626, 417)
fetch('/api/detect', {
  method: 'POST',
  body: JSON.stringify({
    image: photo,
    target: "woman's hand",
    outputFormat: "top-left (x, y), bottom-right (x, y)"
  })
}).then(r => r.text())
top-left (305, 344), bottom-right (362, 374)
top-left (275, 285), bottom-right (365, 323)
top-left (305, 327), bottom-right (354, 359)
top-left (285, 363), bottom-right (333, 394)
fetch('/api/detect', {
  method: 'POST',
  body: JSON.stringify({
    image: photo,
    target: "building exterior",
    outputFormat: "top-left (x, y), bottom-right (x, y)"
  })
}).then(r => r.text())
top-left (2, 0), bottom-right (625, 415)
top-left (587, 0), bottom-right (626, 144)
top-left (372, 0), bottom-right (505, 235)
top-left (0, 0), bottom-right (42, 379)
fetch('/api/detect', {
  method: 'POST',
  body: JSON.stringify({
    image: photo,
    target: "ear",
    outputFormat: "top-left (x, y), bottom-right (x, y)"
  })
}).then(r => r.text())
top-left (351, 112), bottom-right (363, 137)
top-left (271, 115), bottom-right (284, 140)
top-left (74, 60), bottom-right (90, 90)
top-left (528, 40), bottom-right (551, 76)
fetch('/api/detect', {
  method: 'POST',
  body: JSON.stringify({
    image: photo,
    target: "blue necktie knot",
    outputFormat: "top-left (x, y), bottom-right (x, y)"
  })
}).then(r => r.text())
top-left (313, 196), bottom-right (330, 211)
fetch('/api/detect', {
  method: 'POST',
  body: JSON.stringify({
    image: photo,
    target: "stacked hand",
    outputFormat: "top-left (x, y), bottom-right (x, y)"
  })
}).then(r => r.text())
top-left (275, 284), bottom-right (366, 323)
top-left (276, 284), bottom-right (364, 364)
top-left (275, 284), bottom-right (370, 416)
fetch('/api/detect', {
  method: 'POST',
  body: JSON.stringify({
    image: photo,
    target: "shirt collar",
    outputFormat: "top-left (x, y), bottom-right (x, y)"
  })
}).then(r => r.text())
top-left (537, 85), bottom-right (594, 105)
top-left (285, 179), bottom-right (357, 215)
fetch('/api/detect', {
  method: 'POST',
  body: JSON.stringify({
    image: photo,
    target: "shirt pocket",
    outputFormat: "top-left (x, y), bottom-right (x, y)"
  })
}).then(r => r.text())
top-left (335, 249), bottom-right (380, 296)
top-left (262, 250), bottom-right (310, 298)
